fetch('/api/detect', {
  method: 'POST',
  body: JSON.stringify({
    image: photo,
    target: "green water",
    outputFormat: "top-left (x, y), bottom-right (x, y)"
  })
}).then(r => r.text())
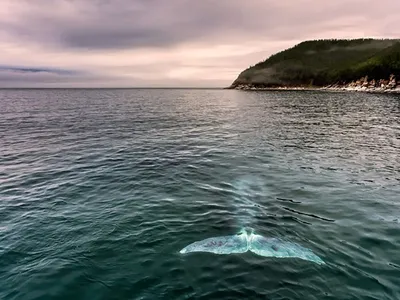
top-left (0, 89), bottom-right (399, 299)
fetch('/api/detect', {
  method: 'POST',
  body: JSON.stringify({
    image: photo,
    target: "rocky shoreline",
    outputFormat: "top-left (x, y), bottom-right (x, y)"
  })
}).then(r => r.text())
top-left (231, 75), bottom-right (400, 94)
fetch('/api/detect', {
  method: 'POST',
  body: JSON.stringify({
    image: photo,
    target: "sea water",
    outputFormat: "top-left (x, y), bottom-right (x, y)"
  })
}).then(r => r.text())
top-left (0, 89), bottom-right (399, 299)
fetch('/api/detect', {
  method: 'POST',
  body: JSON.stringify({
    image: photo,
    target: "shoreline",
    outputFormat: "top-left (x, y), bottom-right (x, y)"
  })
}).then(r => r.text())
top-left (230, 85), bottom-right (400, 94)
top-left (229, 75), bottom-right (400, 94)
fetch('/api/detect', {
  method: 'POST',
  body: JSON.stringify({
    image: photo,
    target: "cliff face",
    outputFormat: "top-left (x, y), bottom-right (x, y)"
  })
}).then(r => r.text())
top-left (229, 39), bottom-right (400, 89)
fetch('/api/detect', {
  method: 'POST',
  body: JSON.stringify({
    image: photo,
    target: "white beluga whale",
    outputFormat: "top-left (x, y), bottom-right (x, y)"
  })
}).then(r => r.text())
top-left (180, 228), bottom-right (324, 265)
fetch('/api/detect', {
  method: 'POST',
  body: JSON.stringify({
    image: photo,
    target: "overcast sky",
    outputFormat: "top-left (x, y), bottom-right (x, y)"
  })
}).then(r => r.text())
top-left (1, 0), bottom-right (399, 87)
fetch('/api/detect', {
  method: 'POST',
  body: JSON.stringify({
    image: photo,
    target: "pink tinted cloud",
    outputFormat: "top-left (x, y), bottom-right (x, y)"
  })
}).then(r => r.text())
top-left (0, 0), bottom-right (399, 87)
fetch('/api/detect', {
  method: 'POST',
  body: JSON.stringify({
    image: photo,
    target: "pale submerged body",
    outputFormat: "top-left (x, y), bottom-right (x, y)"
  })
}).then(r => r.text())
top-left (180, 229), bottom-right (324, 265)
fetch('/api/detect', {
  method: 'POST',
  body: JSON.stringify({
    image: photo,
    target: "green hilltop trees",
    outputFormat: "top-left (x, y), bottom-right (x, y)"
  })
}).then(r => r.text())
top-left (230, 39), bottom-right (400, 88)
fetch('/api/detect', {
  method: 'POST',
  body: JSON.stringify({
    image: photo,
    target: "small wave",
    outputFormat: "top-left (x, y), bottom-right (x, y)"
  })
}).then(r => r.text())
top-left (282, 207), bottom-right (335, 222)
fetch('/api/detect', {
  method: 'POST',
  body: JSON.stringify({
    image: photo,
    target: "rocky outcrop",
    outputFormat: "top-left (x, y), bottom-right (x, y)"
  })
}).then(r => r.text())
top-left (322, 74), bottom-right (399, 93)
top-left (232, 75), bottom-right (400, 94)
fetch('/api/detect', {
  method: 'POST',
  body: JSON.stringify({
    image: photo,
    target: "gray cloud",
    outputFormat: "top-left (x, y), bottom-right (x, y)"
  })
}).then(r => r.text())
top-left (4, 0), bottom-right (398, 50)
top-left (2, 0), bottom-right (271, 49)
top-left (0, 0), bottom-right (399, 87)
top-left (0, 65), bottom-right (81, 75)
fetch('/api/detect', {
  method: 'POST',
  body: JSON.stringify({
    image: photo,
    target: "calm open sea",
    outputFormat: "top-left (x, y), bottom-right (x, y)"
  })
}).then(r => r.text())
top-left (0, 89), bottom-right (399, 299)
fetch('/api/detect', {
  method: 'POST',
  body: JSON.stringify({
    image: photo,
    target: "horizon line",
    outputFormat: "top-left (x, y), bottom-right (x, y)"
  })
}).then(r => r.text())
top-left (0, 86), bottom-right (226, 90)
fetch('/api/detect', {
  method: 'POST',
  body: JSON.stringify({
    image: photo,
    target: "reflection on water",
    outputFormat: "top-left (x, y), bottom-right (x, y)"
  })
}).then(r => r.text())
top-left (231, 175), bottom-right (268, 227)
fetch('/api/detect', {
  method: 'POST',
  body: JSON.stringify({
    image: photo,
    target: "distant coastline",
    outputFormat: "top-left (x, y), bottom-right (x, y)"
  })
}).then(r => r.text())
top-left (231, 75), bottom-right (400, 94)
top-left (231, 86), bottom-right (400, 94)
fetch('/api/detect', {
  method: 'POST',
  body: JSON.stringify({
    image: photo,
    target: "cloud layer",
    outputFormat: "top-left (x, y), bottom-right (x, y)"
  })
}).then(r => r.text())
top-left (1, 0), bottom-right (399, 87)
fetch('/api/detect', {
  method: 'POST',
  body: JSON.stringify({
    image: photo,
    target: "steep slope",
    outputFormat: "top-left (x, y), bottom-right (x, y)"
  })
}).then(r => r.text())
top-left (229, 39), bottom-right (400, 88)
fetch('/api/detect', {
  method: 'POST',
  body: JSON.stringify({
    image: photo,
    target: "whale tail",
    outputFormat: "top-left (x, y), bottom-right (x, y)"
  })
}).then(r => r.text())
top-left (179, 229), bottom-right (324, 265)
top-left (248, 233), bottom-right (325, 265)
top-left (179, 230), bottom-right (248, 255)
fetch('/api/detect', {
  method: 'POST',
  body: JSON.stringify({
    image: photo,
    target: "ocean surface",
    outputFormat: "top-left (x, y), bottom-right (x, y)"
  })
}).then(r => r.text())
top-left (0, 88), bottom-right (399, 300)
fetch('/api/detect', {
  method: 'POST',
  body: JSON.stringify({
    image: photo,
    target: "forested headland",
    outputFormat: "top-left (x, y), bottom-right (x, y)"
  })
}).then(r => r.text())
top-left (229, 39), bottom-right (400, 92)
